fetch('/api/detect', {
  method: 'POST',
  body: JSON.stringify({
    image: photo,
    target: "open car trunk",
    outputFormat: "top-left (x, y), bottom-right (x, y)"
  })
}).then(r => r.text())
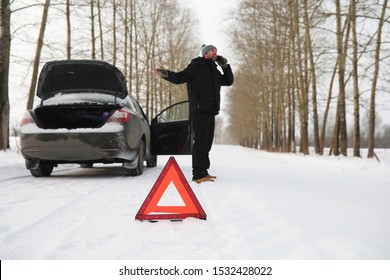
top-left (33, 104), bottom-right (118, 129)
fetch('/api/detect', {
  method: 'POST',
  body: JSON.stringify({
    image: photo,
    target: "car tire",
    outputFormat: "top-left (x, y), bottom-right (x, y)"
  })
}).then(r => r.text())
top-left (127, 140), bottom-right (145, 176)
top-left (80, 163), bottom-right (94, 168)
top-left (146, 155), bottom-right (157, 168)
top-left (30, 160), bottom-right (54, 177)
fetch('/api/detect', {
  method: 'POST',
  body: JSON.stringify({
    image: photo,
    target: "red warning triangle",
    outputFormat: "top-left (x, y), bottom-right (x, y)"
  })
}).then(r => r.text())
top-left (135, 156), bottom-right (207, 221)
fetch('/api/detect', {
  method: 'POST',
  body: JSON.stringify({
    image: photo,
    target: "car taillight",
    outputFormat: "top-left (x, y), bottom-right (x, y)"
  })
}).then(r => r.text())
top-left (21, 111), bottom-right (36, 126)
top-left (107, 109), bottom-right (131, 124)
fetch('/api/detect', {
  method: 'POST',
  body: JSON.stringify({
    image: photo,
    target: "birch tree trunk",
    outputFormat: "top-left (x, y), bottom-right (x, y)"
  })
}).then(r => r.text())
top-left (293, 0), bottom-right (309, 155)
top-left (303, 0), bottom-right (320, 154)
top-left (351, 0), bottom-right (361, 157)
top-left (123, 0), bottom-right (128, 77)
top-left (112, 0), bottom-right (116, 65)
top-left (367, 0), bottom-right (388, 159)
top-left (321, 62), bottom-right (337, 155)
top-left (66, 0), bottom-right (71, 59)
top-left (26, 0), bottom-right (50, 110)
top-left (97, 0), bottom-right (104, 60)
top-left (0, 0), bottom-right (11, 149)
top-left (90, 0), bottom-right (96, 59)
top-left (334, 0), bottom-right (348, 156)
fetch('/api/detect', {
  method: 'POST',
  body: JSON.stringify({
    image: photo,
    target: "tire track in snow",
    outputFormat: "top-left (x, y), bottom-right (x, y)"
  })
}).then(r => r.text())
top-left (0, 166), bottom-right (155, 259)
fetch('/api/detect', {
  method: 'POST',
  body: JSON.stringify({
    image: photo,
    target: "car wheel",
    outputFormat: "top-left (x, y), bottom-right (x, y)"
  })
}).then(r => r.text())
top-left (146, 155), bottom-right (157, 168)
top-left (80, 163), bottom-right (94, 168)
top-left (30, 160), bottom-right (54, 177)
top-left (127, 140), bottom-right (145, 176)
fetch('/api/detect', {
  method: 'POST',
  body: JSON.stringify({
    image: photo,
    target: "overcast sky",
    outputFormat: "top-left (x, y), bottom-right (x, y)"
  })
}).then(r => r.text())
top-left (180, 0), bottom-right (237, 60)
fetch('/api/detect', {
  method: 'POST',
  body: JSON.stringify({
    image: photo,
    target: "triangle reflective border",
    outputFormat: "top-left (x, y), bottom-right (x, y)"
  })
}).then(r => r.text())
top-left (135, 157), bottom-right (207, 221)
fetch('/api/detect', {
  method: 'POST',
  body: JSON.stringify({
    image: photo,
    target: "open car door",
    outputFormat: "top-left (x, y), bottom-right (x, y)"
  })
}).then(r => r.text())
top-left (151, 101), bottom-right (192, 155)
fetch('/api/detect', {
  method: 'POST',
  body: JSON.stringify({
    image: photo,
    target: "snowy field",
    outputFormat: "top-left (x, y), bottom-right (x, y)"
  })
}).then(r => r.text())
top-left (1, 138), bottom-right (389, 260)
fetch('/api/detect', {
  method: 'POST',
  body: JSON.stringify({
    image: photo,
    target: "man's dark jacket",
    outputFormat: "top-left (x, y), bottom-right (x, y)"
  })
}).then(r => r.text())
top-left (163, 57), bottom-right (234, 115)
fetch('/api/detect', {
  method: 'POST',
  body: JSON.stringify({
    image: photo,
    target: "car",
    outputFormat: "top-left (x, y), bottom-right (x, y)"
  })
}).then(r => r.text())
top-left (20, 60), bottom-right (192, 177)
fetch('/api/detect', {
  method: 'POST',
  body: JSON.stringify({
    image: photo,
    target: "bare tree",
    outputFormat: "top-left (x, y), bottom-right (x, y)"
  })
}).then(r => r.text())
top-left (350, 0), bottom-right (361, 157)
top-left (66, 0), bottom-right (71, 59)
top-left (132, 0), bottom-right (198, 118)
top-left (26, 0), bottom-right (50, 110)
top-left (334, 0), bottom-right (348, 156)
top-left (303, 0), bottom-right (320, 154)
top-left (123, 0), bottom-right (128, 77)
top-left (367, 0), bottom-right (388, 159)
top-left (321, 61), bottom-right (337, 154)
top-left (90, 0), bottom-right (96, 59)
top-left (97, 0), bottom-right (104, 60)
top-left (291, 0), bottom-right (309, 155)
top-left (0, 0), bottom-right (11, 149)
top-left (112, 0), bottom-right (116, 65)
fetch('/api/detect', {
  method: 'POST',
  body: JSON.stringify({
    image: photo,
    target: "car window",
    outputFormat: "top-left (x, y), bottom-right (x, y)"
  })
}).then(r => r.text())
top-left (157, 101), bottom-right (189, 123)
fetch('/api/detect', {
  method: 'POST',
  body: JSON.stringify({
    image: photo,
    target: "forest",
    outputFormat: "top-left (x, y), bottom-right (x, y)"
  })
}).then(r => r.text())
top-left (1, 0), bottom-right (389, 158)
top-left (227, 0), bottom-right (390, 157)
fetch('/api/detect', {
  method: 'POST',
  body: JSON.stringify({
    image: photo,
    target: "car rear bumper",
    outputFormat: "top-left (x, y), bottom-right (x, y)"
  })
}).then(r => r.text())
top-left (20, 125), bottom-right (138, 163)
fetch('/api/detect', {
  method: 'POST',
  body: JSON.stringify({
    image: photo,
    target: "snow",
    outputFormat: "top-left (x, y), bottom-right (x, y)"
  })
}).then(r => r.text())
top-left (43, 92), bottom-right (123, 106)
top-left (1, 138), bottom-right (389, 260)
top-left (20, 122), bottom-right (124, 134)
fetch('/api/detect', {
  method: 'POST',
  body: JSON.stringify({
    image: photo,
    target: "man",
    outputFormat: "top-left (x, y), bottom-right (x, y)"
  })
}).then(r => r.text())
top-left (155, 44), bottom-right (234, 183)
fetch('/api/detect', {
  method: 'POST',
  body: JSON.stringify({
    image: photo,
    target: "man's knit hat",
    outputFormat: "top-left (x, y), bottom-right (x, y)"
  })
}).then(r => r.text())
top-left (201, 44), bottom-right (217, 57)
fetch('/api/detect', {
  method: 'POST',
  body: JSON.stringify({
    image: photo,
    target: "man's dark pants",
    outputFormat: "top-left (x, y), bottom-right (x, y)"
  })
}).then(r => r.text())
top-left (191, 113), bottom-right (215, 180)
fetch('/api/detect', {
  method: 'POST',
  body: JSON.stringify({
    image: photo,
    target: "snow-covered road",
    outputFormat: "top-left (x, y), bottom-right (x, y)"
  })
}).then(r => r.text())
top-left (1, 142), bottom-right (389, 259)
